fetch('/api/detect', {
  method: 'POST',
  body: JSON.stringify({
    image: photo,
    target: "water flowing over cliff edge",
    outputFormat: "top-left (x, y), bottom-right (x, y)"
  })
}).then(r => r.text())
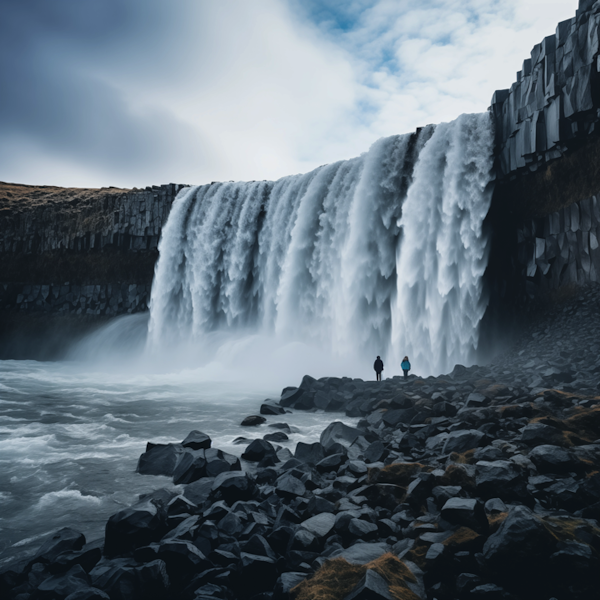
top-left (147, 113), bottom-right (494, 376)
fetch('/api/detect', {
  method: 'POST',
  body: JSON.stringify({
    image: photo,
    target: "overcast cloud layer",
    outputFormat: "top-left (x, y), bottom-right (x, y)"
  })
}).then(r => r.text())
top-left (0, 0), bottom-right (580, 188)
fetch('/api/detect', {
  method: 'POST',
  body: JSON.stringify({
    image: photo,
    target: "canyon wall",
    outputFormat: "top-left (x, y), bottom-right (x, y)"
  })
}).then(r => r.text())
top-left (485, 0), bottom-right (600, 317)
top-left (0, 182), bottom-right (183, 357)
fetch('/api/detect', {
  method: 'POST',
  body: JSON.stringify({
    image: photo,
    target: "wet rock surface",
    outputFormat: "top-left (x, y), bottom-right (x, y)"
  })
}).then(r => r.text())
top-left (3, 285), bottom-right (600, 600)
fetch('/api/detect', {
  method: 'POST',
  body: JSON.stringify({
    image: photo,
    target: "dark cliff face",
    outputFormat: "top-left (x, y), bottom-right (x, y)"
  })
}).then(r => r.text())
top-left (483, 0), bottom-right (600, 333)
top-left (0, 182), bottom-right (184, 358)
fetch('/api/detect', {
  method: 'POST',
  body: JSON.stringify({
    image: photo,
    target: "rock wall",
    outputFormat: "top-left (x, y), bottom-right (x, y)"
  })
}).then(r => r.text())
top-left (0, 182), bottom-right (185, 316)
top-left (0, 282), bottom-right (152, 317)
top-left (490, 0), bottom-right (600, 179)
top-left (517, 194), bottom-right (600, 296)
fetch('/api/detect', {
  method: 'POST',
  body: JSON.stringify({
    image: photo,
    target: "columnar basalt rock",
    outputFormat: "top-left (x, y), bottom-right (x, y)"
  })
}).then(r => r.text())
top-left (516, 193), bottom-right (600, 295)
top-left (491, 0), bottom-right (600, 179)
top-left (0, 182), bottom-right (184, 317)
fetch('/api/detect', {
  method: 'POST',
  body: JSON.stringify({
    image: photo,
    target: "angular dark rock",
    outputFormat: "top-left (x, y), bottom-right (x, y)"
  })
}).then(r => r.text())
top-left (482, 506), bottom-right (555, 587)
top-left (276, 473), bottom-right (306, 499)
top-left (172, 449), bottom-right (207, 485)
top-left (294, 441), bottom-right (325, 465)
top-left (34, 528), bottom-right (87, 565)
top-left (528, 444), bottom-right (578, 473)
top-left (241, 439), bottom-right (278, 463)
top-left (240, 415), bottom-right (266, 426)
top-left (158, 540), bottom-right (210, 584)
top-left (211, 471), bottom-right (257, 504)
top-left (443, 429), bottom-right (487, 454)
top-left (36, 564), bottom-right (90, 600)
top-left (181, 430), bottom-right (211, 450)
top-left (300, 513), bottom-right (336, 539)
top-left (440, 497), bottom-right (489, 534)
top-left (344, 568), bottom-right (395, 600)
top-left (104, 500), bottom-right (167, 557)
top-left (137, 443), bottom-right (183, 477)
top-left (260, 401), bottom-right (286, 415)
top-left (320, 421), bottom-right (363, 452)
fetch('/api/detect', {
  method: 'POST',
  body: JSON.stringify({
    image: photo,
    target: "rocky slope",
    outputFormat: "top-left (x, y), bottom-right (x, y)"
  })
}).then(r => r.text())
top-left (2, 283), bottom-right (599, 600)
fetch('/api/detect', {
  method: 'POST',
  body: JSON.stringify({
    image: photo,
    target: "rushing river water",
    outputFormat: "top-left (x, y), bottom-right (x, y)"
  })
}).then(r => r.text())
top-left (0, 348), bottom-right (358, 566)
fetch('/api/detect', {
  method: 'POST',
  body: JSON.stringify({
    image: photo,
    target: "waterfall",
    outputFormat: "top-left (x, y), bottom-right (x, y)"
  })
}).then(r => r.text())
top-left (148, 112), bottom-right (494, 376)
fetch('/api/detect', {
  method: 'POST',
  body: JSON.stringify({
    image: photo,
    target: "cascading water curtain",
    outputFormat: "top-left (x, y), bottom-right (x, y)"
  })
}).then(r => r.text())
top-left (148, 112), bottom-right (494, 375)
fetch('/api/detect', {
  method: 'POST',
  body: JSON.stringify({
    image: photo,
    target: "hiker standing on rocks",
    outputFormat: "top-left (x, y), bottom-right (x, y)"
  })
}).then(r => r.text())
top-left (401, 356), bottom-right (411, 380)
top-left (374, 356), bottom-right (384, 381)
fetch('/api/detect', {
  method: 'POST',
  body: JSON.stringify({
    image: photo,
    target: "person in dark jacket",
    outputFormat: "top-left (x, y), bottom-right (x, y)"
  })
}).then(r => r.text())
top-left (401, 356), bottom-right (411, 380)
top-left (374, 356), bottom-right (384, 381)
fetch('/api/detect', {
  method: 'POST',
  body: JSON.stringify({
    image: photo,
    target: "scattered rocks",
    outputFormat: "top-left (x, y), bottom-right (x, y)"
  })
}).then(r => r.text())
top-left (6, 284), bottom-right (600, 600)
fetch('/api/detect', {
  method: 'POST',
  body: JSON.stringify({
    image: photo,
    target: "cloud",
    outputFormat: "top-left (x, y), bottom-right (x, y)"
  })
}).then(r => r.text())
top-left (0, 0), bottom-right (582, 188)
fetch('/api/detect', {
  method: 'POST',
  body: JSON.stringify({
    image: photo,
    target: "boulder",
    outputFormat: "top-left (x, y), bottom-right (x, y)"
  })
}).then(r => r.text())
top-left (294, 441), bottom-right (325, 465)
top-left (528, 444), bottom-right (578, 474)
top-left (158, 540), bottom-right (211, 584)
top-left (137, 443), bottom-right (183, 477)
top-left (172, 449), bottom-right (207, 485)
top-left (320, 422), bottom-right (363, 452)
top-left (263, 431), bottom-right (289, 443)
top-left (241, 439), bottom-right (278, 463)
top-left (440, 498), bottom-right (488, 534)
top-left (47, 540), bottom-right (103, 575)
top-left (300, 513), bottom-right (336, 539)
top-left (90, 558), bottom-right (170, 600)
top-left (260, 401), bottom-right (286, 415)
top-left (181, 430), bottom-right (211, 450)
top-left (331, 542), bottom-right (391, 564)
top-left (316, 453), bottom-right (347, 473)
top-left (104, 500), bottom-right (167, 557)
top-left (34, 528), bottom-right (86, 564)
top-left (204, 448), bottom-right (241, 477)
top-left (280, 387), bottom-right (304, 407)
top-left (183, 477), bottom-right (214, 506)
top-left (36, 564), bottom-right (90, 600)
top-left (348, 519), bottom-right (379, 541)
top-left (240, 415), bottom-right (266, 426)
top-left (443, 429), bottom-right (487, 454)
top-left (475, 460), bottom-right (528, 501)
top-left (276, 473), bottom-right (306, 499)
top-left (236, 553), bottom-right (278, 596)
top-left (482, 506), bottom-right (555, 584)
top-left (211, 471), bottom-right (257, 504)
top-left (520, 423), bottom-right (564, 446)
top-left (274, 572), bottom-right (307, 598)
top-left (344, 568), bottom-right (395, 600)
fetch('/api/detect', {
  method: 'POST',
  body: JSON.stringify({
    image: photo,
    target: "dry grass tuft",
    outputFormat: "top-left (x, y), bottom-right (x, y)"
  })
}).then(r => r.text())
top-left (449, 449), bottom-right (476, 465)
top-left (442, 527), bottom-right (482, 551)
top-left (565, 406), bottom-right (600, 439)
top-left (542, 516), bottom-right (600, 545)
top-left (291, 553), bottom-right (419, 600)
top-left (487, 512), bottom-right (509, 533)
top-left (439, 464), bottom-right (476, 492)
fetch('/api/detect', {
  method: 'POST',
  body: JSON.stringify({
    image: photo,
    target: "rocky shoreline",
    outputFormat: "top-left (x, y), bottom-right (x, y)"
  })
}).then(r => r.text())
top-left (2, 284), bottom-right (600, 600)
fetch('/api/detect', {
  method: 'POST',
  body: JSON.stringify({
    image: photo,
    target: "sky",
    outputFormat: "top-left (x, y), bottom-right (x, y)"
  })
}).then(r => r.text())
top-left (0, 0), bottom-right (581, 189)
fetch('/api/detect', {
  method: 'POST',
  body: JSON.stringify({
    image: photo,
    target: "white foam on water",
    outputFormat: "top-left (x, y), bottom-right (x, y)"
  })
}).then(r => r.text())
top-left (34, 488), bottom-right (104, 511)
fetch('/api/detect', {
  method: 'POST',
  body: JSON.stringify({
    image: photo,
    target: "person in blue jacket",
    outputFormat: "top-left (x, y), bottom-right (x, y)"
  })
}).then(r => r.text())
top-left (401, 356), bottom-right (411, 380)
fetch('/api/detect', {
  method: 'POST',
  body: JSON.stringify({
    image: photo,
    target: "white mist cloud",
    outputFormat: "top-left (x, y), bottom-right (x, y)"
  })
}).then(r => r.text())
top-left (0, 0), bottom-right (581, 188)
